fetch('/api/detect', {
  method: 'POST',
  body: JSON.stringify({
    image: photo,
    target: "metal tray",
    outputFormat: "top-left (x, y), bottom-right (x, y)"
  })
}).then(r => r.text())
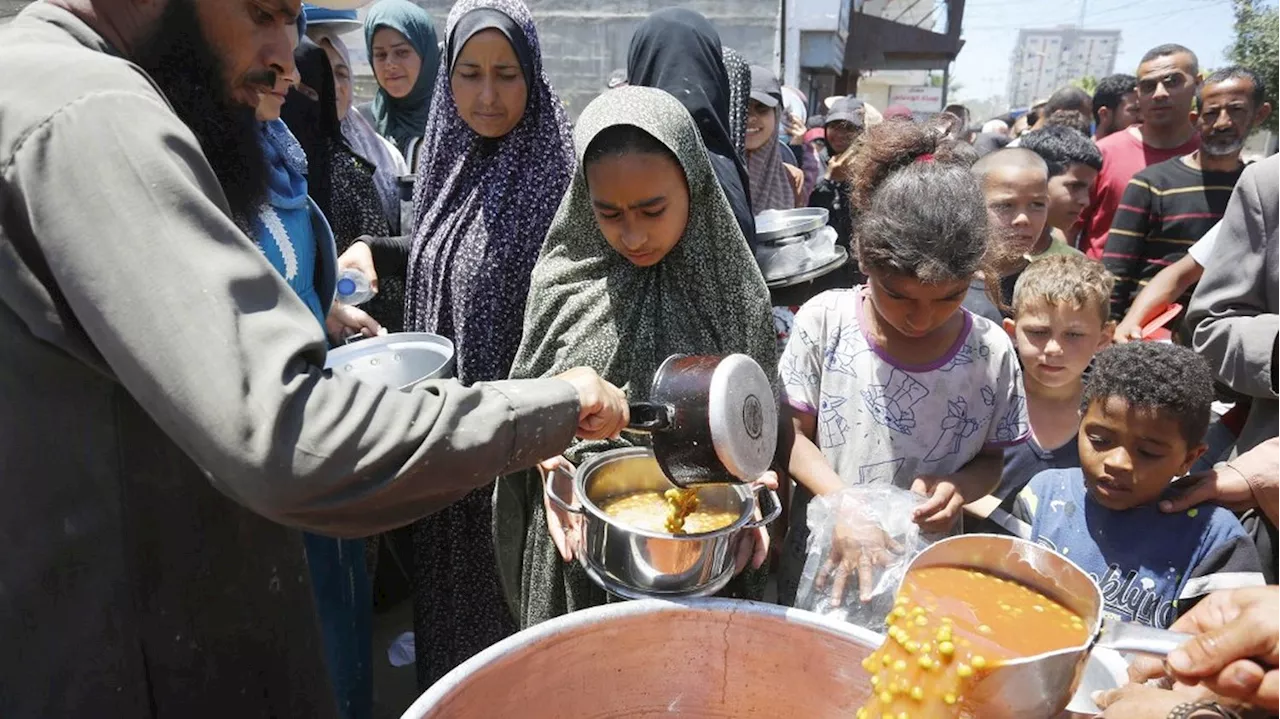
top-left (755, 207), bottom-right (829, 243)
top-left (766, 250), bottom-right (848, 288)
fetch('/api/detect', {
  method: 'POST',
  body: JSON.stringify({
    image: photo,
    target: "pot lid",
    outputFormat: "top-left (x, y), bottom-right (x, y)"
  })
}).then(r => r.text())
top-left (708, 354), bottom-right (778, 481)
top-left (324, 332), bottom-right (456, 391)
top-left (754, 208), bottom-right (829, 243)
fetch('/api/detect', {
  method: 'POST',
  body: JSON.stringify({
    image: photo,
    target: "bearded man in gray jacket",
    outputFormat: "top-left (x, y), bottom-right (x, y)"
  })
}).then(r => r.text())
top-left (0, 1), bottom-right (627, 716)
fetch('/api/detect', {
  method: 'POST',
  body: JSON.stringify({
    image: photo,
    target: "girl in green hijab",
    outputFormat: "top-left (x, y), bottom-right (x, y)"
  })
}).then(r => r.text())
top-left (364, 0), bottom-right (440, 165)
top-left (495, 85), bottom-right (780, 628)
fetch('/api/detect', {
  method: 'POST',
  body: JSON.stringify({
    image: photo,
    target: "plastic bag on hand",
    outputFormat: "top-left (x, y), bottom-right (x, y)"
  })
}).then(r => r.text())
top-left (794, 485), bottom-right (934, 632)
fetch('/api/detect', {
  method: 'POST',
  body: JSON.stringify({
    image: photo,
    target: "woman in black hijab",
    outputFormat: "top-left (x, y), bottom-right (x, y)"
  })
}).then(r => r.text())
top-left (284, 39), bottom-right (402, 331)
top-left (627, 9), bottom-right (756, 248)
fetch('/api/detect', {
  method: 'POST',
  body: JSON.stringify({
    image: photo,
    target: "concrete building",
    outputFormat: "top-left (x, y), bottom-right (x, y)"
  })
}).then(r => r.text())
top-left (1006, 26), bottom-right (1120, 108)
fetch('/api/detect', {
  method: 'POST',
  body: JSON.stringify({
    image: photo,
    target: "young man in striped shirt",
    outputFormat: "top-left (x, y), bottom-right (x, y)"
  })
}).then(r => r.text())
top-left (1102, 66), bottom-right (1272, 324)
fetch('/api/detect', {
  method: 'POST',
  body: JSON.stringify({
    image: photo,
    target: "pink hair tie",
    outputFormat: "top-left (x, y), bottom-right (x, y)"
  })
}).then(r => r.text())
top-left (916, 153), bottom-right (936, 164)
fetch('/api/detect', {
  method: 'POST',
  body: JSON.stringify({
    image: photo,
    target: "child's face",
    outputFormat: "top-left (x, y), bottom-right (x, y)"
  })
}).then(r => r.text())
top-left (867, 272), bottom-right (970, 340)
top-left (983, 166), bottom-right (1049, 256)
top-left (1045, 164), bottom-right (1098, 233)
top-left (1078, 397), bottom-right (1206, 511)
top-left (1004, 301), bottom-right (1112, 391)
top-left (586, 151), bottom-right (691, 267)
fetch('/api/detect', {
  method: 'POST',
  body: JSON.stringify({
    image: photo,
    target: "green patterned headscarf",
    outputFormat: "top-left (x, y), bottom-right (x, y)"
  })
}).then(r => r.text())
top-left (494, 85), bottom-right (777, 627)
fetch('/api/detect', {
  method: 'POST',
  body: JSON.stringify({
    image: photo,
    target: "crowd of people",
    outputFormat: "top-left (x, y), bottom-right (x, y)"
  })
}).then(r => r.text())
top-left (0, 1), bottom-right (1276, 718)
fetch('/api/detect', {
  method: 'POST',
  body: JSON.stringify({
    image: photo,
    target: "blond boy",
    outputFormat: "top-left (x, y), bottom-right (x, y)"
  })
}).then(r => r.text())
top-left (991, 255), bottom-right (1115, 509)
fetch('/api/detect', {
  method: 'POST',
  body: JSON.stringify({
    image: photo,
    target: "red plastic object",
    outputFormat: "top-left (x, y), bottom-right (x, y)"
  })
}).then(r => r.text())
top-left (1141, 303), bottom-right (1183, 341)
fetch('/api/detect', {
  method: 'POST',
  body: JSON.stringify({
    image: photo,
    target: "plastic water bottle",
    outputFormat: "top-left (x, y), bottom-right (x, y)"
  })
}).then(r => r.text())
top-left (336, 268), bottom-right (375, 306)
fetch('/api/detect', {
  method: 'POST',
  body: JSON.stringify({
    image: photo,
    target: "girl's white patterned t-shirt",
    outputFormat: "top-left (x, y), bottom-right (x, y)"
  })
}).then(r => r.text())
top-left (780, 288), bottom-right (1030, 488)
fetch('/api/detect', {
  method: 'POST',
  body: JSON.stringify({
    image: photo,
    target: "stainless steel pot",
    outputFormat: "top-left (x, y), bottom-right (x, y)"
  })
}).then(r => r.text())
top-left (544, 447), bottom-right (780, 599)
top-left (628, 354), bottom-right (778, 489)
top-left (324, 332), bottom-right (455, 390)
top-left (904, 534), bottom-right (1192, 719)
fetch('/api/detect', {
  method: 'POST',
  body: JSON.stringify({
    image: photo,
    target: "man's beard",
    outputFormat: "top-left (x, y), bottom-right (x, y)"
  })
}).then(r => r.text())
top-left (1202, 133), bottom-right (1246, 158)
top-left (133, 0), bottom-right (269, 219)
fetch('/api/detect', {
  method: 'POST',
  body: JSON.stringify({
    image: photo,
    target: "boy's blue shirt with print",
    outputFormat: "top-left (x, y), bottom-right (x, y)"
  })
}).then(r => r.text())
top-left (1015, 468), bottom-right (1264, 628)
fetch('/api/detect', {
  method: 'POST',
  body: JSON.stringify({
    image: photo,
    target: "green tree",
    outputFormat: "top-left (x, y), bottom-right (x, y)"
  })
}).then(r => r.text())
top-left (1228, 0), bottom-right (1279, 132)
top-left (1070, 76), bottom-right (1098, 94)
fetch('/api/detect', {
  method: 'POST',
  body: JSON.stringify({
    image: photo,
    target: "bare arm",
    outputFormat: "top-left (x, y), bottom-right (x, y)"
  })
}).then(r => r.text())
top-left (1115, 255), bottom-right (1204, 342)
top-left (787, 412), bottom-right (845, 496)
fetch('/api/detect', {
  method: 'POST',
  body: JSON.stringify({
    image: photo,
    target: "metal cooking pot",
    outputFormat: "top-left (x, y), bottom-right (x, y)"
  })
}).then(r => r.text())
top-left (755, 207), bottom-right (829, 242)
top-left (544, 447), bottom-right (780, 599)
top-left (904, 534), bottom-right (1193, 719)
top-left (628, 354), bottom-right (778, 489)
top-left (402, 598), bottom-right (1126, 719)
top-left (324, 332), bottom-right (455, 390)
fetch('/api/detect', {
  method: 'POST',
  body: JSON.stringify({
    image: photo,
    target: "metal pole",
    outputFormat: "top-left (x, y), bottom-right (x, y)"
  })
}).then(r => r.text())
top-left (941, 63), bottom-right (950, 107)
top-left (1077, 0), bottom-right (1087, 28)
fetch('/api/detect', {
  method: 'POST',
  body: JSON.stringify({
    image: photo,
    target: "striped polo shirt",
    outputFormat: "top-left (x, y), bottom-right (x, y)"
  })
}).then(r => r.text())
top-left (1101, 155), bottom-right (1244, 321)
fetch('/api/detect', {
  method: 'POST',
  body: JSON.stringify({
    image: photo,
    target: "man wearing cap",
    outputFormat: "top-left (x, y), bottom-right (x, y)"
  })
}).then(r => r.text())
top-left (0, 1), bottom-right (627, 716)
top-left (807, 96), bottom-right (867, 256)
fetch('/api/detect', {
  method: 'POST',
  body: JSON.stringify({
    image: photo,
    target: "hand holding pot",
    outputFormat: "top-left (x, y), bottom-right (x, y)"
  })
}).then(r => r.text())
top-left (1092, 682), bottom-right (1203, 718)
top-left (1162, 586), bottom-right (1279, 711)
top-left (733, 472), bottom-right (779, 574)
top-left (555, 367), bottom-right (629, 440)
top-left (539, 457), bottom-right (582, 562)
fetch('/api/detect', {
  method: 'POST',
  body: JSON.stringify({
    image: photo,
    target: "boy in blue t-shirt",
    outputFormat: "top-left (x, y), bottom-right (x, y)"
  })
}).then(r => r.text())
top-left (1015, 342), bottom-right (1264, 628)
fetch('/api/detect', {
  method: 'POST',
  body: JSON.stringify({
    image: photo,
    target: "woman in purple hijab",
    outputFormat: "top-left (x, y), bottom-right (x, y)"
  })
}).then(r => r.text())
top-left (400, 0), bottom-right (574, 689)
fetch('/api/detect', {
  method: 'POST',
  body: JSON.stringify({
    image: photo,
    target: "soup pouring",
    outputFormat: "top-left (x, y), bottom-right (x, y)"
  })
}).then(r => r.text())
top-left (625, 353), bottom-right (778, 489)
top-left (902, 534), bottom-right (1192, 719)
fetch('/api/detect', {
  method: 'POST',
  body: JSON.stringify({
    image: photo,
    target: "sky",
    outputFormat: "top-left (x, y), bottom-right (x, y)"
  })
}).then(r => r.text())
top-left (950, 0), bottom-right (1253, 102)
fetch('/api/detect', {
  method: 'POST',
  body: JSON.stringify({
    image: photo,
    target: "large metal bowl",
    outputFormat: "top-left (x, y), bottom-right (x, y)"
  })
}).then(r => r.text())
top-left (324, 332), bottom-right (454, 390)
top-left (402, 599), bottom-right (883, 718)
top-left (401, 598), bottom-right (1126, 719)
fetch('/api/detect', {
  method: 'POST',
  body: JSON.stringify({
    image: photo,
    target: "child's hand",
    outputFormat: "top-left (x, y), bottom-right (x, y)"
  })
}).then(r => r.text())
top-left (910, 476), bottom-right (965, 533)
top-left (816, 514), bottom-right (904, 604)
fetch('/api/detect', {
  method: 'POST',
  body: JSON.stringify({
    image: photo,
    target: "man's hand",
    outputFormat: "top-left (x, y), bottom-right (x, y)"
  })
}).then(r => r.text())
top-left (732, 471), bottom-right (780, 574)
top-left (1160, 437), bottom-right (1279, 524)
top-left (337, 238), bottom-right (379, 293)
top-left (554, 367), bottom-right (629, 440)
top-left (1164, 586), bottom-right (1279, 711)
top-left (1092, 683), bottom-right (1200, 718)
top-left (910, 476), bottom-right (965, 534)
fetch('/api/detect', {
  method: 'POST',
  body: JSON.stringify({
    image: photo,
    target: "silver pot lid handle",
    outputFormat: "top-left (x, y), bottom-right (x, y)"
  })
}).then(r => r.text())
top-left (708, 354), bottom-right (778, 481)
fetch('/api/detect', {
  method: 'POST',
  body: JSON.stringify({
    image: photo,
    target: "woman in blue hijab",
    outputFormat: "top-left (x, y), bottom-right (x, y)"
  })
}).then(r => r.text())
top-left (363, 0), bottom-right (441, 168)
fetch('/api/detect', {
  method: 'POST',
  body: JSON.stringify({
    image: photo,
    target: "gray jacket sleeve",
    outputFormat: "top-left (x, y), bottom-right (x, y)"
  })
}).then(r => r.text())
top-left (8, 89), bottom-right (579, 538)
top-left (1186, 157), bottom-right (1280, 401)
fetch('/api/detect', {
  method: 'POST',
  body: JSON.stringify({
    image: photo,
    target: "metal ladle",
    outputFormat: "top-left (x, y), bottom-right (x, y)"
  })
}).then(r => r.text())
top-left (902, 534), bottom-right (1191, 719)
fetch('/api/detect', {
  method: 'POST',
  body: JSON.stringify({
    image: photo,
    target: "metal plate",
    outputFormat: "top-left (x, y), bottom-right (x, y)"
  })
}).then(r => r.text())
top-left (324, 331), bottom-right (455, 391)
top-left (765, 250), bottom-right (848, 288)
top-left (580, 556), bottom-right (737, 600)
top-left (754, 207), bottom-right (829, 242)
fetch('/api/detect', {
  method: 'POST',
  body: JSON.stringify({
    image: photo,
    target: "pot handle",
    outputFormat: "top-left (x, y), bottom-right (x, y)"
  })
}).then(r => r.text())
top-left (744, 484), bottom-right (782, 529)
top-left (542, 463), bottom-right (584, 516)
top-left (1095, 619), bottom-right (1193, 657)
top-left (627, 402), bottom-right (674, 432)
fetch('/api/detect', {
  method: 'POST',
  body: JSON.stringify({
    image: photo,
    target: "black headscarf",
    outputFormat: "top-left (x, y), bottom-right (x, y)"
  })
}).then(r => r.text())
top-left (281, 38), bottom-right (338, 219)
top-left (626, 9), bottom-right (756, 248)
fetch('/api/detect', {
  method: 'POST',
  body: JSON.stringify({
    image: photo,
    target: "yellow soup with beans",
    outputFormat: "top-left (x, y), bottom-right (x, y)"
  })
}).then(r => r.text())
top-left (599, 489), bottom-right (739, 535)
top-left (855, 566), bottom-right (1090, 719)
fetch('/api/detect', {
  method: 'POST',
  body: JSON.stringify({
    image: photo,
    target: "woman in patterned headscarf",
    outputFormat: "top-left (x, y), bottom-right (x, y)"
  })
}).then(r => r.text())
top-left (493, 86), bottom-right (779, 629)
top-left (398, 0), bottom-right (575, 689)
top-left (722, 46), bottom-right (751, 163)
